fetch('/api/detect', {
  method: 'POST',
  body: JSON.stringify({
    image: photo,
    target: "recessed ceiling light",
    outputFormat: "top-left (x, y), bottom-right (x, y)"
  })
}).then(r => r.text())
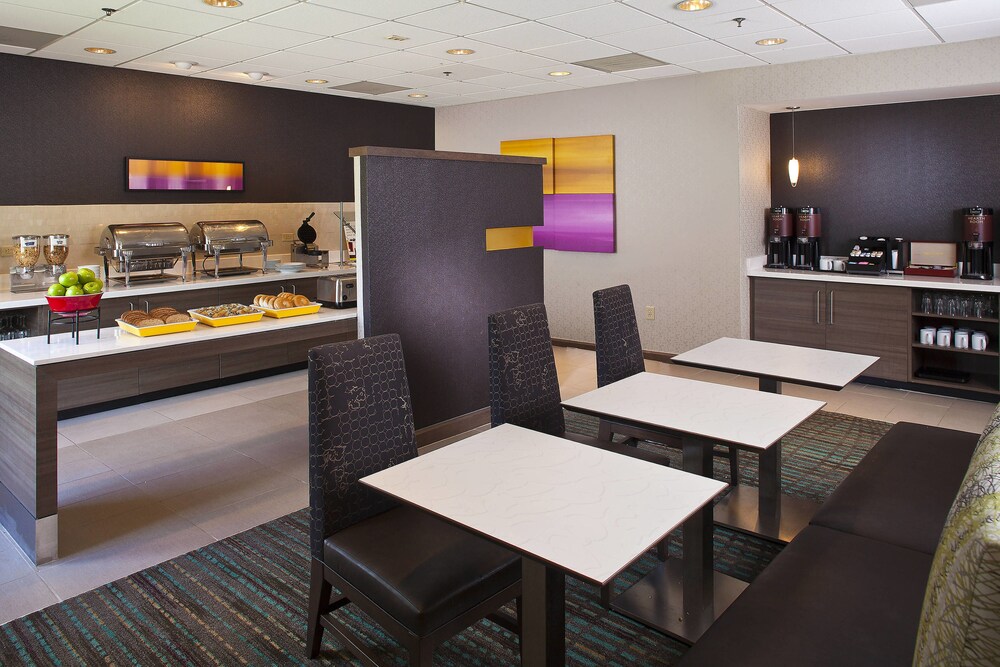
top-left (408, 93), bottom-right (428, 98)
top-left (446, 48), bottom-right (475, 55)
top-left (385, 35), bottom-right (409, 42)
top-left (305, 79), bottom-right (328, 84)
top-left (245, 71), bottom-right (266, 81)
top-left (675, 0), bottom-right (712, 11)
top-left (204, 0), bottom-right (242, 7)
top-left (172, 61), bottom-right (196, 70)
top-left (755, 37), bottom-right (787, 46)
top-left (548, 71), bottom-right (572, 77)
top-left (84, 47), bottom-right (116, 55)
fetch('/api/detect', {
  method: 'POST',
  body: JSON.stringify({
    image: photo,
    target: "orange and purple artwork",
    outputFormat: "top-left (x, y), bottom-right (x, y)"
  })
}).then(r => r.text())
top-left (501, 135), bottom-right (615, 253)
top-left (126, 158), bottom-right (244, 192)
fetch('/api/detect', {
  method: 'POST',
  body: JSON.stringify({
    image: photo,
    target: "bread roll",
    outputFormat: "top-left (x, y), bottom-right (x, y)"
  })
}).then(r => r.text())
top-left (149, 307), bottom-right (178, 319)
top-left (278, 292), bottom-right (294, 300)
top-left (276, 297), bottom-right (294, 309)
top-left (121, 309), bottom-right (147, 320)
top-left (123, 313), bottom-right (148, 325)
top-left (138, 318), bottom-right (165, 327)
top-left (293, 294), bottom-right (310, 307)
top-left (165, 313), bottom-right (191, 324)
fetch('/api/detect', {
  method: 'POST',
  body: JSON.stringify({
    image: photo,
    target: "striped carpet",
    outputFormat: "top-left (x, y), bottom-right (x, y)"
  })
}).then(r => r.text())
top-left (0, 410), bottom-right (891, 666)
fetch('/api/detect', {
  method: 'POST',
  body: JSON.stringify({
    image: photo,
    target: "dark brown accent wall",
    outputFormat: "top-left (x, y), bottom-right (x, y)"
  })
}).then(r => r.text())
top-left (354, 147), bottom-right (545, 430)
top-left (0, 53), bottom-right (434, 205)
top-left (770, 95), bottom-right (1000, 255)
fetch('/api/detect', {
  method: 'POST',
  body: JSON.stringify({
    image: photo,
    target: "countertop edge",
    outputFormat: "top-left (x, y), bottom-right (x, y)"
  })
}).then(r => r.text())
top-left (748, 268), bottom-right (1000, 293)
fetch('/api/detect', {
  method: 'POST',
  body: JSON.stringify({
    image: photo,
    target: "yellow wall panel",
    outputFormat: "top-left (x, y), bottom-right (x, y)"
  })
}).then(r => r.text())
top-left (501, 138), bottom-right (554, 195)
top-left (553, 135), bottom-right (615, 194)
top-left (486, 226), bottom-right (534, 251)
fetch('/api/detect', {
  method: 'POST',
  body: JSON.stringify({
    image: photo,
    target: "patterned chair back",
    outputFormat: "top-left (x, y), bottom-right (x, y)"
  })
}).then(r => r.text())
top-left (593, 285), bottom-right (645, 387)
top-left (488, 303), bottom-right (566, 436)
top-left (307, 334), bottom-right (417, 561)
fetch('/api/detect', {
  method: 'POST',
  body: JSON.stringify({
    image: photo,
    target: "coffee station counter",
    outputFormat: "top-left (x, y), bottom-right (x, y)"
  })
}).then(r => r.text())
top-left (747, 264), bottom-right (1000, 293)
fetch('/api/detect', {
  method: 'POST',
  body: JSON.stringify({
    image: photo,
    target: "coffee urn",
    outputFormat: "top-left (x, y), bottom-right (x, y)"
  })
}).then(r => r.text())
top-left (793, 206), bottom-right (822, 271)
top-left (960, 207), bottom-right (994, 280)
top-left (765, 206), bottom-right (794, 268)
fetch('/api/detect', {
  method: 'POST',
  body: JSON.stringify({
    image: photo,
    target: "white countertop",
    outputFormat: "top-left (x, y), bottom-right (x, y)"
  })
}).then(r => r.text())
top-left (562, 372), bottom-right (824, 450)
top-left (749, 266), bottom-right (1000, 293)
top-left (361, 423), bottom-right (727, 585)
top-left (672, 337), bottom-right (878, 389)
top-left (0, 307), bottom-right (357, 366)
top-left (0, 265), bottom-right (357, 311)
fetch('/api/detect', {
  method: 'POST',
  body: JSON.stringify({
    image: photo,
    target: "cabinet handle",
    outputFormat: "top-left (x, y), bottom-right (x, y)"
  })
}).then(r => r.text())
top-left (829, 290), bottom-right (835, 325)
top-left (816, 290), bottom-right (821, 324)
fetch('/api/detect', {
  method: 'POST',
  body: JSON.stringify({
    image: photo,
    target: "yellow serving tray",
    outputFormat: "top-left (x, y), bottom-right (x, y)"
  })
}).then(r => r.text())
top-left (253, 302), bottom-right (323, 318)
top-left (188, 309), bottom-right (265, 327)
top-left (117, 318), bottom-right (198, 337)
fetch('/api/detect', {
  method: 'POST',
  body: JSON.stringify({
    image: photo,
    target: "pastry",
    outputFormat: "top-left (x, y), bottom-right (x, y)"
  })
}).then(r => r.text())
top-left (293, 294), bottom-right (310, 307)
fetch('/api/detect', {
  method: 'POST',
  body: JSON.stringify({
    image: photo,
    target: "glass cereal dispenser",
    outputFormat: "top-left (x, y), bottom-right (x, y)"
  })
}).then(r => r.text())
top-left (42, 234), bottom-right (70, 275)
top-left (11, 234), bottom-right (40, 277)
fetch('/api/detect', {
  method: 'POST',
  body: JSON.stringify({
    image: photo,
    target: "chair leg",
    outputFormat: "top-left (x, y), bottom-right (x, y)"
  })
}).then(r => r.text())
top-left (307, 559), bottom-right (332, 658)
top-left (729, 446), bottom-right (739, 485)
top-left (410, 639), bottom-right (435, 667)
top-left (656, 538), bottom-right (669, 561)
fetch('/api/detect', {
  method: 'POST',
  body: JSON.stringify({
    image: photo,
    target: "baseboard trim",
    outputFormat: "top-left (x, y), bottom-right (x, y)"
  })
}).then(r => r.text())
top-left (415, 407), bottom-right (491, 448)
top-left (551, 338), bottom-right (675, 364)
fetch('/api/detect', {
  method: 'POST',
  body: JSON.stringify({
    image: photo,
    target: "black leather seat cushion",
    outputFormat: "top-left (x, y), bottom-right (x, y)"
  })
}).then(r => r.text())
top-left (679, 525), bottom-right (933, 667)
top-left (810, 422), bottom-right (978, 554)
top-left (323, 505), bottom-right (520, 636)
top-left (563, 429), bottom-right (668, 465)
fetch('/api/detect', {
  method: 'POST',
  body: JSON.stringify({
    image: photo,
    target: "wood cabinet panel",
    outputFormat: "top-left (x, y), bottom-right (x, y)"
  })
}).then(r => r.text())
top-left (57, 369), bottom-right (138, 410)
top-left (751, 278), bottom-right (826, 349)
top-left (824, 283), bottom-right (910, 381)
top-left (286, 331), bottom-right (356, 364)
top-left (139, 357), bottom-right (220, 394)
top-left (220, 344), bottom-right (288, 378)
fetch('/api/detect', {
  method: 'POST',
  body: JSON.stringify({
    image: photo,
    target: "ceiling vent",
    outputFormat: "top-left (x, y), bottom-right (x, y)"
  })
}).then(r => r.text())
top-left (329, 81), bottom-right (411, 95)
top-left (573, 53), bottom-right (669, 73)
top-left (0, 25), bottom-right (62, 50)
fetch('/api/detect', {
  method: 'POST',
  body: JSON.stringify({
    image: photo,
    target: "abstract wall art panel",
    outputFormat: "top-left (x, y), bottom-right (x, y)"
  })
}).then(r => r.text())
top-left (126, 158), bottom-right (244, 192)
top-left (501, 134), bottom-right (615, 253)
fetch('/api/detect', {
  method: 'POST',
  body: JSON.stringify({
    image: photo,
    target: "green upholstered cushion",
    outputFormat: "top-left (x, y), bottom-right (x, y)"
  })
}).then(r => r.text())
top-left (913, 405), bottom-right (1000, 666)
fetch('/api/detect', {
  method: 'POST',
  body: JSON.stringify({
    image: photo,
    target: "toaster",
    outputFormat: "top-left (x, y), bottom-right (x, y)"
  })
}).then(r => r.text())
top-left (318, 274), bottom-right (357, 309)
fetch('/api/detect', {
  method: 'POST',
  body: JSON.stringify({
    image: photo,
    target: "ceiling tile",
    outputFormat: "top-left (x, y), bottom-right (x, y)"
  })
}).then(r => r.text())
top-left (337, 20), bottom-right (455, 49)
top-left (811, 9), bottom-right (930, 41)
top-left (127, 50), bottom-right (232, 72)
top-left (3, 1), bottom-right (110, 19)
top-left (597, 22), bottom-right (705, 52)
top-left (471, 71), bottom-right (543, 87)
top-left (372, 71), bottom-right (444, 88)
top-left (565, 73), bottom-right (635, 87)
top-left (413, 62), bottom-right (504, 80)
top-left (539, 4), bottom-right (664, 38)
top-left (0, 3), bottom-right (93, 34)
top-left (681, 7), bottom-right (799, 39)
top-left (519, 62), bottom-right (615, 80)
top-left (251, 4), bottom-right (382, 37)
top-left (643, 40), bottom-right (741, 64)
top-left (243, 50), bottom-right (340, 72)
top-left (684, 53), bottom-right (766, 71)
top-left (190, 68), bottom-right (265, 83)
top-left (753, 41), bottom-right (848, 64)
top-left (356, 49), bottom-right (449, 71)
top-left (149, 0), bottom-right (299, 20)
top-left (467, 50), bottom-right (561, 72)
top-left (166, 36), bottom-right (275, 61)
top-left (769, 0), bottom-right (909, 25)
top-left (373, 88), bottom-right (459, 102)
top-left (399, 3), bottom-right (523, 35)
top-left (0, 43), bottom-right (32, 54)
top-left (406, 37), bottom-right (513, 61)
top-left (68, 22), bottom-right (190, 50)
top-left (936, 17), bottom-right (1000, 42)
top-left (914, 0), bottom-right (1000, 28)
top-left (308, 61), bottom-right (402, 80)
top-left (288, 37), bottom-right (393, 61)
top-left (616, 63), bottom-right (694, 79)
top-left (34, 36), bottom-right (157, 63)
top-left (526, 39), bottom-right (627, 63)
top-left (107, 2), bottom-right (239, 36)
top-left (425, 79), bottom-right (495, 94)
top-left (508, 80), bottom-right (578, 94)
top-left (119, 61), bottom-right (200, 76)
top-left (33, 50), bottom-right (141, 66)
top-left (718, 25), bottom-right (829, 54)
top-left (455, 89), bottom-right (530, 103)
top-left (837, 29), bottom-right (942, 53)
top-left (471, 21), bottom-right (579, 50)
top-left (266, 73), bottom-right (354, 86)
top-left (209, 21), bottom-right (323, 50)
top-left (468, 0), bottom-right (613, 21)
top-left (623, 0), bottom-right (764, 22)
top-left (308, 0), bottom-right (453, 21)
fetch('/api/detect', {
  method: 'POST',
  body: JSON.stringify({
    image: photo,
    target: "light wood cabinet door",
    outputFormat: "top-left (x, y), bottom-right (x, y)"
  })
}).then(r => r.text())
top-left (751, 277), bottom-right (826, 349)
top-left (824, 282), bottom-right (910, 381)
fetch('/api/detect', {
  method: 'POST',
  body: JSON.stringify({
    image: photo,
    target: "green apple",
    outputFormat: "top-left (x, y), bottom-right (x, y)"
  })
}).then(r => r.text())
top-left (77, 268), bottom-right (96, 285)
top-left (58, 271), bottom-right (79, 287)
top-left (47, 283), bottom-right (66, 297)
top-left (83, 280), bottom-right (103, 294)
top-left (65, 285), bottom-right (85, 296)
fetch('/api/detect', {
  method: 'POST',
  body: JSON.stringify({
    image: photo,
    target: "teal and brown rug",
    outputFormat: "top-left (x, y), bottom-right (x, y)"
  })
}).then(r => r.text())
top-left (0, 411), bottom-right (891, 666)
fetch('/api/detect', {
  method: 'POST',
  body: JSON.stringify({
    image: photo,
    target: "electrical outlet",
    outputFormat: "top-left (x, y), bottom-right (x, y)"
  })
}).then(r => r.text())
top-left (0, 245), bottom-right (14, 258)
top-left (646, 306), bottom-right (655, 320)
top-left (281, 233), bottom-right (294, 241)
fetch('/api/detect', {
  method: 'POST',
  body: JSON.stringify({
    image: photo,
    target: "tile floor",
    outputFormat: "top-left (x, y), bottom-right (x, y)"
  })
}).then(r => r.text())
top-left (0, 346), bottom-right (996, 625)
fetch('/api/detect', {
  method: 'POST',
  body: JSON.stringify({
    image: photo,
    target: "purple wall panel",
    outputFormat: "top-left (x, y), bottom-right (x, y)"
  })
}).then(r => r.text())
top-left (536, 193), bottom-right (615, 253)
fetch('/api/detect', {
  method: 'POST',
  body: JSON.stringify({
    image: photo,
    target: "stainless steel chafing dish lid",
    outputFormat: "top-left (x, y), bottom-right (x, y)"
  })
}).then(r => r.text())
top-left (98, 222), bottom-right (190, 258)
top-left (190, 220), bottom-right (270, 253)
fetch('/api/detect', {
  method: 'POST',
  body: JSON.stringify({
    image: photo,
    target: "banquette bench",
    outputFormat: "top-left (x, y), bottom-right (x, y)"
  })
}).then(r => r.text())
top-left (680, 410), bottom-right (1000, 666)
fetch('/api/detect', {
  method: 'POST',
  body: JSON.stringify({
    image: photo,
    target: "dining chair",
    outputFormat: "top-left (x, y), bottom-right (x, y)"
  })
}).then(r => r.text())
top-left (593, 284), bottom-right (740, 484)
top-left (488, 303), bottom-right (668, 606)
top-left (307, 334), bottom-right (522, 666)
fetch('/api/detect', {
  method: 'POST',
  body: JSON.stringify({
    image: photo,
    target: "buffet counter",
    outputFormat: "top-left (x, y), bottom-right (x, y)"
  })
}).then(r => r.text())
top-left (747, 265), bottom-right (1000, 293)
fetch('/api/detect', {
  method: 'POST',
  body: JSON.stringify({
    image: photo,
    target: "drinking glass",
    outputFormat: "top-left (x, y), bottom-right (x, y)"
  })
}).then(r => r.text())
top-left (959, 295), bottom-right (972, 318)
top-left (921, 292), bottom-right (933, 313)
top-left (934, 293), bottom-right (946, 315)
top-left (974, 295), bottom-right (986, 319)
top-left (945, 294), bottom-right (958, 316)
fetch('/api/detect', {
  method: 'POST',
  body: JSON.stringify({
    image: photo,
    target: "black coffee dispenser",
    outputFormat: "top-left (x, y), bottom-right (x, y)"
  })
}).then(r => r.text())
top-left (765, 206), bottom-right (794, 268)
top-left (960, 207), bottom-right (994, 280)
top-left (793, 206), bottom-right (821, 270)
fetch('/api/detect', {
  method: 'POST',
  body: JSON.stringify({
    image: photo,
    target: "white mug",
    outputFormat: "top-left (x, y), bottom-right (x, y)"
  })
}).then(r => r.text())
top-left (832, 259), bottom-right (847, 272)
top-left (919, 327), bottom-right (936, 345)
top-left (936, 329), bottom-right (952, 347)
top-left (955, 330), bottom-right (970, 349)
top-left (820, 258), bottom-right (833, 271)
top-left (972, 332), bottom-right (989, 351)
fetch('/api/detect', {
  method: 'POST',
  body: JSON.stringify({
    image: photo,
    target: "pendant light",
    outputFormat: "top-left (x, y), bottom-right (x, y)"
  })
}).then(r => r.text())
top-left (787, 106), bottom-right (800, 188)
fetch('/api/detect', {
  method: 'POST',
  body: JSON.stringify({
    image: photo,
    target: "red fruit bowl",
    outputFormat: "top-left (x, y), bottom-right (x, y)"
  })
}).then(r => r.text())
top-left (46, 293), bottom-right (103, 313)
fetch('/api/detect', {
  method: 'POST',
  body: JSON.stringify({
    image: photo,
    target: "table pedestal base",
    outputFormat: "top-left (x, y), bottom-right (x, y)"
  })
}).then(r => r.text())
top-left (611, 560), bottom-right (747, 645)
top-left (713, 485), bottom-right (821, 544)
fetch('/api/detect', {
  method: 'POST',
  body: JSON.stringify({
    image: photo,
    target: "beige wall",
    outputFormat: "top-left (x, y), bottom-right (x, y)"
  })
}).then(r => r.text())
top-left (436, 37), bottom-right (1000, 355)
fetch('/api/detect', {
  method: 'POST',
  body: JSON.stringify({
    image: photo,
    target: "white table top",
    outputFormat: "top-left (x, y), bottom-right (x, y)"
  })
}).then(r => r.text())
top-left (562, 372), bottom-right (825, 450)
top-left (0, 307), bottom-right (357, 366)
top-left (361, 423), bottom-right (727, 585)
top-left (672, 337), bottom-right (878, 389)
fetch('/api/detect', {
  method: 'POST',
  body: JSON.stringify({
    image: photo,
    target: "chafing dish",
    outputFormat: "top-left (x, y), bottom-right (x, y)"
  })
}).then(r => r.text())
top-left (189, 219), bottom-right (272, 278)
top-left (96, 222), bottom-right (190, 287)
